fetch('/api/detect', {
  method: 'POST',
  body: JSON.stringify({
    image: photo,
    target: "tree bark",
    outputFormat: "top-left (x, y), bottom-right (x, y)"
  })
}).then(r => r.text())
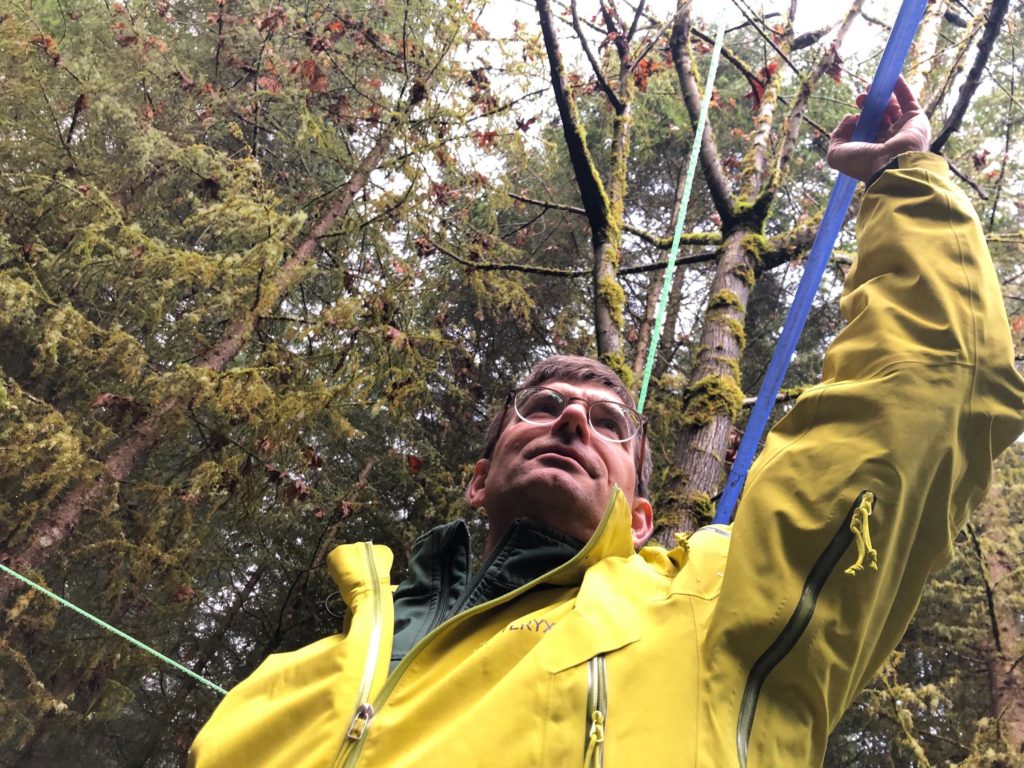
top-left (653, 228), bottom-right (756, 542)
top-left (970, 523), bottom-right (1024, 756)
top-left (932, 0), bottom-right (1011, 152)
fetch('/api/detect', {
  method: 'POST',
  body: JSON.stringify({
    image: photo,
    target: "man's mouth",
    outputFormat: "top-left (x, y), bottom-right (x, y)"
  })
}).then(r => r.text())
top-left (529, 448), bottom-right (595, 476)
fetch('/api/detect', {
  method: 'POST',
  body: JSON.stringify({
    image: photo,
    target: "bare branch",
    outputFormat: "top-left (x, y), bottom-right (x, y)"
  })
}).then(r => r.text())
top-left (932, 0), bottom-right (1011, 151)
top-left (626, 0), bottom-right (646, 43)
top-left (775, 0), bottom-right (864, 184)
top-left (731, 0), bottom-right (801, 79)
top-left (570, 0), bottom-right (625, 113)
top-left (429, 238), bottom-right (585, 276)
top-left (742, 387), bottom-right (805, 407)
top-left (924, 12), bottom-right (985, 118)
top-left (668, 2), bottom-right (733, 220)
top-left (629, 10), bottom-right (678, 74)
top-left (947, 158), bottom-right (990, 200)
top-left (725, 11), bottom-right (781, 33)
top-left (507, 192), bottom-right (722, 249)
top-left (429, 237), bottom-right (717, 277)
top-left (535, 0), bottom-right (610, 241)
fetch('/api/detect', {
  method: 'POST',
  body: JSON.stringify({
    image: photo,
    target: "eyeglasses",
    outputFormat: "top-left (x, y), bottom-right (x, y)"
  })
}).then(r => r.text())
top-left (508, 386), bottom-right (646, 444)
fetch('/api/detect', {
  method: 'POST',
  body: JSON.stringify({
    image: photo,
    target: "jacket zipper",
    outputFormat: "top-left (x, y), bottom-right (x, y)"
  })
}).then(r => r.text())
top-left (735, 491), bottom-right (875, 768)
top-left (338, 489), bottom-right (625, 768)
top-left (332, 542), bottom-right (385, 768)
top-left (584, 655), bottom-right (607, 768)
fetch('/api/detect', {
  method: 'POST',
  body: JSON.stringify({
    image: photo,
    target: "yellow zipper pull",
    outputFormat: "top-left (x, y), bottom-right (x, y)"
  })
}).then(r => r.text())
top-left (844, 492), bottom-right (878, 576)
top-left (584, 710), bottom-right (605, 766)
top-left (346, 702), bottom-right (375, 741)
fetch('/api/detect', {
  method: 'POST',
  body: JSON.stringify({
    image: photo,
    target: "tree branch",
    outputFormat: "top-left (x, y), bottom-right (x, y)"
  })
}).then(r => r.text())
top-left (507, 192), bottom-right (721, 248)
top-left (775, 0), bottom-right (863, 184)
top-left (535, 0), bottom-right (610, 243)
top-left (947, 158), bottom-right (990, 200)
top-left (731, 0), bottom-right (801, 79)
top-left (931, 0), bottom-right (1011, 151)
top-left (570, 0), bottom-right (625, 113)
top-left (430, 237), bottom-right (718, 277)
top-left (668, 2), bottom-right (733, 221)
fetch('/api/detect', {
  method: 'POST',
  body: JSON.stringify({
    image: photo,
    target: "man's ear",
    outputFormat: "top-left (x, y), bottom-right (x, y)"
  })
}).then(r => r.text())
top-left (466, 459), bottom-right (490, 508)
top-left (630, 496), bottom-right (654, 548)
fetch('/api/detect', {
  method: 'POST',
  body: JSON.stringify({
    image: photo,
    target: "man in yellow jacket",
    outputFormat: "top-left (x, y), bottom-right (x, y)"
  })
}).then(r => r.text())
top-left (190, 81), bottom-right (1024, 767)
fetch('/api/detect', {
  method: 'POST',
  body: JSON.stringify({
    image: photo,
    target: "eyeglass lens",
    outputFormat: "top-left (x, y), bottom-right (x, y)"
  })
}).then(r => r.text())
top-left (513, 388), bottom-right (640, 442)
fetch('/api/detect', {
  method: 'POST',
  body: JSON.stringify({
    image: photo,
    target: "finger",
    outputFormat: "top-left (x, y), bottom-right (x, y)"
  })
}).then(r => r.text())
top-left (892, 74), bottom-right (922, 113)
top-left (886, 98), bottom-right (901, 122)
top-left (856, 93), bottom-right (867, 108)
top-left (830, 113), bottom-right (859, 141)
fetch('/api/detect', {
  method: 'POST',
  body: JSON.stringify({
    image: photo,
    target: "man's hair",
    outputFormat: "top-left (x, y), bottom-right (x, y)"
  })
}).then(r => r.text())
top-left (480, 355), bottom-right (652, 498)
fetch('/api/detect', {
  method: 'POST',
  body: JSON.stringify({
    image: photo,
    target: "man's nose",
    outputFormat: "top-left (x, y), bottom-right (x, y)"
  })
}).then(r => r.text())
top-left (550, 401), bottom-right (590, 441)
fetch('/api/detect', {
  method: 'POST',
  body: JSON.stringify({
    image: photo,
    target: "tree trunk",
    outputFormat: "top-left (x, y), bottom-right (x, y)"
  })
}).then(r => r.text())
top-left (973, 522), bottom-right (1024, 756)
top-left (653, 228), bottom-right (755, 542)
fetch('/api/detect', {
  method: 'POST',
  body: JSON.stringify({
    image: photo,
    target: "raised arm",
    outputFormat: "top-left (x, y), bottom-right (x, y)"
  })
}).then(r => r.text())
top-left (696, 81), bottom-right (1024, 767)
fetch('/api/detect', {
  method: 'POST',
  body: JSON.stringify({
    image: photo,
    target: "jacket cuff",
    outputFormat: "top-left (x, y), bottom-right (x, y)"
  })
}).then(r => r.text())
top-left (865, 151), bottom-right (948, 189)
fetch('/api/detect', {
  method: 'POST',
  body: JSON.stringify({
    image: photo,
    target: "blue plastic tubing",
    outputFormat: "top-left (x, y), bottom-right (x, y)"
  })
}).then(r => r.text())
top-left (713, 0), bottom-right (930, 525)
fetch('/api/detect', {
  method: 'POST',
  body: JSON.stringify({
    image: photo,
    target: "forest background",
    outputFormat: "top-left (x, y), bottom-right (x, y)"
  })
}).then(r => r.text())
top-left (0, 0), bottom-right (1022, 765)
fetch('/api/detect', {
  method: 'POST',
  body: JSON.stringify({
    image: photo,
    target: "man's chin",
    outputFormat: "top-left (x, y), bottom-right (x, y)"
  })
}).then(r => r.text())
top-left (490, 473), bottom-right (609, 538)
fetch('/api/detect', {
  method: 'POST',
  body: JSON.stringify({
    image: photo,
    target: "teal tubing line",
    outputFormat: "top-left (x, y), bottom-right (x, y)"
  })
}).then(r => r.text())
top-left (714, 0), bottom-right (930, 525)
top-left (0, 562), bottom-right (228, 695)
top-left (637, 8), bottom-right (726, 414)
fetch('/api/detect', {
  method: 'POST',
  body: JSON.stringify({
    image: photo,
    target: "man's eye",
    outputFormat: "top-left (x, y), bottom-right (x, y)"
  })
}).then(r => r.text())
top-left (521, 392), bottom-right (562, 417)
top-left (591, 405), bottom-right (629, 438)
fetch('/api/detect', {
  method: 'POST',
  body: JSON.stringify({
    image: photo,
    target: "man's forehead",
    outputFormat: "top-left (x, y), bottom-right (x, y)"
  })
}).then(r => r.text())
top-left (541, 379), bottom-right (626, 405)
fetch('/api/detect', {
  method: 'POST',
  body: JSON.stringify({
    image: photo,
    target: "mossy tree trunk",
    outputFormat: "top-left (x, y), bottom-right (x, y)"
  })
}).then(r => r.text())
top-left (972, 523), bottom-right (1024, 756)
top-left (653, 229), bottom-right (756, 540)
top-left (655, 0), bottom-right (866, 537)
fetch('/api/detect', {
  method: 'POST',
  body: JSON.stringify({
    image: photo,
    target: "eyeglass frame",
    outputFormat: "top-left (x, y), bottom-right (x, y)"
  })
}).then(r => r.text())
top-left (498, 386), bottom-right (649, 494)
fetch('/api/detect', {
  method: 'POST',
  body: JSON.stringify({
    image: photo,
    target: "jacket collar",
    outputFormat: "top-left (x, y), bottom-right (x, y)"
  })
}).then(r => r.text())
top-left (327, 486), bottom-right (636, 600)
top-left (541, 485), bottom-right (636, 586)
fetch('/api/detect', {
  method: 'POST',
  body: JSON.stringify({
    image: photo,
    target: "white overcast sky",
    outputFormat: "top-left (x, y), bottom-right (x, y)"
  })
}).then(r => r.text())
top-left (481, 0), bottom-right (906, 60)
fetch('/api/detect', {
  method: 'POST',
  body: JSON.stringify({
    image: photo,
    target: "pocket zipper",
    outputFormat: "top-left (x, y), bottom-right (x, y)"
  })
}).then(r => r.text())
top-left (584, 655), bottom-right (607, 768)
top-left (735, 491), bottom-right (877, 767)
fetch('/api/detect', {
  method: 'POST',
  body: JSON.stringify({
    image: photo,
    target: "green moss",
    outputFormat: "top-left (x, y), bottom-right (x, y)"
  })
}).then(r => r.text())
top-left (708, 290), bottom-right (742, 311)
top-left (681, 373), bottom-right (744, 428)
top-left (732, 262), bottom-right (756, 289)
top-left (688, 492), bottom-right (715, 527)
top-left (601, 350), bottom-right (632, 388)
top-left (724, 317), bottom-right (746, 350)
top-left (598, 275), bottom-right (626, 328)
top-left (740, 232), bottom-right (769, 267)
top-left (654, 490), bottom-right (715, 531)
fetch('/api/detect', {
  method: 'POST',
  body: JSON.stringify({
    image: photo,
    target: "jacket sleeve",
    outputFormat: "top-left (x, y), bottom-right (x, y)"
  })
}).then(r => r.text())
top-left (698, 152), bottom-right (1024, 766)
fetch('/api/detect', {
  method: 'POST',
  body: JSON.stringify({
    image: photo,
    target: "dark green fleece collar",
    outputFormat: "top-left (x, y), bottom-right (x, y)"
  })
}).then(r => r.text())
top-left (389, 518), bottom-right (583, 671)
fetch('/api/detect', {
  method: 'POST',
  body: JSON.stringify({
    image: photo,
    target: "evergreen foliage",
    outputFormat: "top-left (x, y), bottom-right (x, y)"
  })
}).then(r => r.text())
top-left (0, 1), bottom-right (1021, 764)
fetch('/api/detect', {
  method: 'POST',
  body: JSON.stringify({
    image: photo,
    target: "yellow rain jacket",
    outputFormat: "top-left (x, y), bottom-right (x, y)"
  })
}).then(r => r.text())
top-left (190, 153), bottom-right (1024, 767)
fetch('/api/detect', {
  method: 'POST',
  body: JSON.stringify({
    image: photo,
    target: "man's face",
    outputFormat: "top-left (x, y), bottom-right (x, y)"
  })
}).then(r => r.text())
top-left (467, 380), bottom-right (652, 551)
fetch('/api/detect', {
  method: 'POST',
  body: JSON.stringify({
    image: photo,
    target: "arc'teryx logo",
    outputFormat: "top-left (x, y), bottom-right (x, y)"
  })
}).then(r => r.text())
top-left (506, 618), bottom-right (555, 633)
